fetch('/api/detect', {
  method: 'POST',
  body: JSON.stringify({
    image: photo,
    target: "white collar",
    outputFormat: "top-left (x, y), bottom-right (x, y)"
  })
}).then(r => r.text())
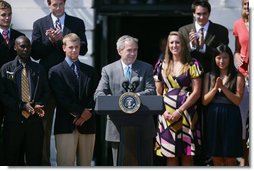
top-left (195, 21), bottom-right (210, 32)
top-left (0, 28), bottom-right (10, 35)
top-left (121, 60), bottom-right (132, 70)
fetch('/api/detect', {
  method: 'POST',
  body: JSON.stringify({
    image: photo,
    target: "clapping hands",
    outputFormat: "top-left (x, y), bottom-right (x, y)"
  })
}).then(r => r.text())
top-left (214, 77), bottom-right (224, 92)
top-left (189, 29), bottom-right (204, 49)
top-left (46, 28), bottom-right (63, 43)
top-left (189, 29), bottom-right (198, 48)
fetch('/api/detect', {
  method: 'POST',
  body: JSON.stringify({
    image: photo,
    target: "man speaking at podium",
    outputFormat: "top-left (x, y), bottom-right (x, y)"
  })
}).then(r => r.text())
top-left (94, 35), bottom-right (156, 166)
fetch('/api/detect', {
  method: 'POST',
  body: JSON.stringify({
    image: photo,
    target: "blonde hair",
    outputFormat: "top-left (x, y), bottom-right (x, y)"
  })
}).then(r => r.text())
top-left (164, 31), bottom-right (191, 76)
top-left (0, 0), bottom-right (12, 10)
top-left (63, 33), bottom-right (80, 45)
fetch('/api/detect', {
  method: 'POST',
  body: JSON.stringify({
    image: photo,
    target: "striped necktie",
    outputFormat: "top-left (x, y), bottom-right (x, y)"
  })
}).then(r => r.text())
top-left (55, 18), bottom-right (61, 30)
top-left (198, 27), bottom-right (204, 49)
top-left (21, 63), bottom-right (31, 118)
top-left (2, 30), bottom-right (9, 44)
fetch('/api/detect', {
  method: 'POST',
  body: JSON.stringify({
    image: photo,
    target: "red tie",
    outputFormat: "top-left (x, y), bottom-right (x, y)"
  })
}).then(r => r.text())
top-left (2, 30), bottom-right (9, 44)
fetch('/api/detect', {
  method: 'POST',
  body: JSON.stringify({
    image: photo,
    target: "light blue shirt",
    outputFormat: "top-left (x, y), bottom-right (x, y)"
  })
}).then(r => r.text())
top-left (65, 57), bottom-right (78, 67)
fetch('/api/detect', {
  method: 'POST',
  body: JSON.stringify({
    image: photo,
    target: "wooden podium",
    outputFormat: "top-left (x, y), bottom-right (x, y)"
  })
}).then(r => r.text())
top-left (95, 95), bottom-right (163, 166)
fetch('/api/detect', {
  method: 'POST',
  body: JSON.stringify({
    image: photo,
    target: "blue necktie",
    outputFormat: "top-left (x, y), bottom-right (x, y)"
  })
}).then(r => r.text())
top-left (124, 66), bottom-right (131, 81)
top-left (71, 62), bottom-right (80, 79)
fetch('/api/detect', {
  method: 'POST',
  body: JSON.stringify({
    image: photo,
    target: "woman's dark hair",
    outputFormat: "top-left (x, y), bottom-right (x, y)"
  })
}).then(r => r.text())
top-left (211, 44), bottom-right (238, 91)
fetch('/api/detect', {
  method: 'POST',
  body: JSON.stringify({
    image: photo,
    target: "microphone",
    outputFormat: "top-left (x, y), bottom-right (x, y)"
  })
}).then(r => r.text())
top-left (129, 76), bottom-right (139, 92)
top-left (121, 77), bottom-right (130, 92)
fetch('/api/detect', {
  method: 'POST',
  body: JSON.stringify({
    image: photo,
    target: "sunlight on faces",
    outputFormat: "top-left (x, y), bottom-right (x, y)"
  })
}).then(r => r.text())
top-left (63, 41), bottom-right (80, 61)
top-left (215, 52), bottom-right (230, 71)
top-left (0, 8), bottom-right (11, 30)
top-left (15, 37), bottom-right (31, 61)
top-left (168, 35), bottom-right (181, 56)
top-left (49, 0), bottom-right (65, 18)
top-left (242, 0), bottom-right (249, 17)
top-left (193, 6), bottom-right (210, 27)
top-left (118, 40), bottom-right (138, 65)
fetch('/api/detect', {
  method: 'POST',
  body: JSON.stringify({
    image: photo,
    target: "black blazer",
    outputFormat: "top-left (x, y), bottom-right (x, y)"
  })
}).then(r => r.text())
top-left (49, 60), bottom-right (98, 134)
top-left (179, 21), bottom-right (229, 73)
top-left (31, 13), bottom-right (88, 73)
top-left (0, 29), bottom-right (25, 67)
top-left (0, 57), bottom-right (49, 122)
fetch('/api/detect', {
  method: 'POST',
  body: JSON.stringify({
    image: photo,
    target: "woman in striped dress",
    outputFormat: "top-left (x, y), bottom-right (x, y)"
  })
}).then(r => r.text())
top-left (154, 31), bottom-right (203, 166)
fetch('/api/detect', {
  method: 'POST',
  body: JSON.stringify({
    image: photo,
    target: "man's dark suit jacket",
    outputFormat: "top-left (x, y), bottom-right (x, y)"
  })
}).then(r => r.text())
top-left (48, 60), bottom-right (98, 135)
top-left (0, 57), bottom-right (49, 165)
top-left (179, 20), bottom-right (229, 73)
top-left (0, 29), bottom-right (25, 68)
top-left (0, 57), bottom-right (49, 122)
top-left (31, 13), bottom-right (88, 73)
top-left (0, 29), bottom-right (25, 165)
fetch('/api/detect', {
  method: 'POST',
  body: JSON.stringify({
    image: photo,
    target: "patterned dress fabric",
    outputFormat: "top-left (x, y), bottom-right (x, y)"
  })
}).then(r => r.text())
top-left (154, 58), bottom-right (203, 157)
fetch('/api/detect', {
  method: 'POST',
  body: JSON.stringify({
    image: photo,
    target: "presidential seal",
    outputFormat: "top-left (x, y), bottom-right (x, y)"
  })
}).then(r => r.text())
top-left (119, 92), bottom-right (141, 114)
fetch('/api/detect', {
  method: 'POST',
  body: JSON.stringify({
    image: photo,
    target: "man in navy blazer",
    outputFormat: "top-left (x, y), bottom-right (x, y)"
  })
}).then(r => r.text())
top-left (0, 36), bottom-right (49, 165)
top-left (31, 0), bottom-right (88, 165)
top-left (179, 0), bottom-right (229, 73)
top-left (49, 33), bottom-right (98, 166)
top-left (94, 35), bottom-right (156, 166)
top-left (31, 0), bottom-right (88, 73)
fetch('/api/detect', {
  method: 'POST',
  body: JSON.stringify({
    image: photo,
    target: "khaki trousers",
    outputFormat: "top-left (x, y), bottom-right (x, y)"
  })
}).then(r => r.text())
top-left (55, 129), bottom-right (95, 166)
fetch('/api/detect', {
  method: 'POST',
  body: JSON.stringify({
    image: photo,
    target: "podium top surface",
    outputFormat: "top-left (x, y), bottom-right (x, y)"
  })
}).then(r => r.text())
top-left (95, 95), bottom-right (163, 115)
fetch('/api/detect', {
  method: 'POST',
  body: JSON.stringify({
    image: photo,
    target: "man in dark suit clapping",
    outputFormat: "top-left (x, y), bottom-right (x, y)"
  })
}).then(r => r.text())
top-left (31, 0), bottom-right (88, 165)
top-left (178, 0), bottom-right (229, 73)
top-left (49, 33), bottom-right (98, 166)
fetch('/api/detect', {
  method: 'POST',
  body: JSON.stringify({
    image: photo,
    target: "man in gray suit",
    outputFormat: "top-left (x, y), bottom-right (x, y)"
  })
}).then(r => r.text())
top-left (94, 35), bottom-right (156, 166)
